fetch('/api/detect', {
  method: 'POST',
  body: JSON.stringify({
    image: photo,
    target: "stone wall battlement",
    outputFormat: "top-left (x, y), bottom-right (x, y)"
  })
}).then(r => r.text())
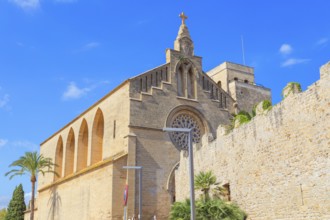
top-left (176, 61), bottom-right (330, 220)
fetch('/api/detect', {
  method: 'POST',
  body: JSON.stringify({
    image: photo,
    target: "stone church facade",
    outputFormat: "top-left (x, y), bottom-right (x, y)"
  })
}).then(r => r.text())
top-left (25, 13), bottom-right (329, 220)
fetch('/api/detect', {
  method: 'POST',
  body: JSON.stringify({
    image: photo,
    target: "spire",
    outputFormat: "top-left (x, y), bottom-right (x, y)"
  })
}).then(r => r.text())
top-left (174, 12), bottom-right (194, 56)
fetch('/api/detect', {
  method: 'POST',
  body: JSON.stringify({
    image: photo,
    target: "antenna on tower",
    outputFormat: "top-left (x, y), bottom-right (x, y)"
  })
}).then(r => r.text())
top-left (241, 35), bottom-right (246, 65)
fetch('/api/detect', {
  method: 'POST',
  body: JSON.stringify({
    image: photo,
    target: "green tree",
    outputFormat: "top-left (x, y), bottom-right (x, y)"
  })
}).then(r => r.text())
top-left (170, 171), bottom-right (247, 220)
top-left (5, 184), bottom-right (26, 220)
top-left (5, 152), bottom-right (57, 220)
top-left (0, 208), bottom-right (7, 220)
top-left (195, 171), bottom-right (217, 201)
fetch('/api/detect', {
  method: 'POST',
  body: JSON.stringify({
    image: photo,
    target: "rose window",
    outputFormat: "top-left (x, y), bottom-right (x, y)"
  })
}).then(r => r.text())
top-left (170, 114), bottom-right (202, 150)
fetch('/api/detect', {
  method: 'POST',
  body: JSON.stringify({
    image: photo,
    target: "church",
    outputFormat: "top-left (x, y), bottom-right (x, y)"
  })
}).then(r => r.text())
top-left (25, 12), bottom-right (330, 220)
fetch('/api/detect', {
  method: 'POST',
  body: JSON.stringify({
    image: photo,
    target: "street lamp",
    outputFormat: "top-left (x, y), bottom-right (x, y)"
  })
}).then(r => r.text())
top-left (163, 127), bottom-right (196, 220)
top-left (123, 166), bottom-right (143, 220)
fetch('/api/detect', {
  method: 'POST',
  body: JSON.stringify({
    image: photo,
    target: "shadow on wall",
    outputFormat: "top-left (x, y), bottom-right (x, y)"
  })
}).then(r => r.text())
top-left (47, 186), bottom-right (62, 220)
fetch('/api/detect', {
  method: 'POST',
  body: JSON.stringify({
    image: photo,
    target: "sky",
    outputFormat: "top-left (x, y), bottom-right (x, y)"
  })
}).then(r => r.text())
top-left (0, 0), bottom-right (329, 209)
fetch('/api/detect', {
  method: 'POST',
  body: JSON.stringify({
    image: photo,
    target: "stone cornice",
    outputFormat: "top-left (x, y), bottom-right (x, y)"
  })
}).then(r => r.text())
top-left (38, 150), bottom-right (128, 192)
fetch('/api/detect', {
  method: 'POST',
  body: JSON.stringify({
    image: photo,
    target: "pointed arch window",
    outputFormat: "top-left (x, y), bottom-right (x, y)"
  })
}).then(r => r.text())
top-left (65, 129), bottom-right (75, 176)
top-left (176, 60), bottom-right (196, 99)
top-left (177, 65), bottom-right (185, 96)
top-left (187, 68), bottom-right (195, 99)
top-left (54, 136), bottom-right (63, 181)
top-left (91, 108), bottom-right (104, 164)
top-left (77, 119), bottom-right (88, 171)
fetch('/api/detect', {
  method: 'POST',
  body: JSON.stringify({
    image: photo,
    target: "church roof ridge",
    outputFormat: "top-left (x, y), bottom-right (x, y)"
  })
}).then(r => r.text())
top-left (129, 63), bottom-right (169, 80)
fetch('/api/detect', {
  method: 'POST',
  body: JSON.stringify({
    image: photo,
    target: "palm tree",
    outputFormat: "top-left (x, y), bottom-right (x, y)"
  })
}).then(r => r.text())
top-left (5, 151), bottom-right (57, 220)
top-left (194, 171), bottom-right (217, 201)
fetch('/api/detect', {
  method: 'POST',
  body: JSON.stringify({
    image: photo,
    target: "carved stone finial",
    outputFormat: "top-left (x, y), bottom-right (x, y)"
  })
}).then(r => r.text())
top-left (174, 12), bottom-right (194, 56)
top-left (179, 12), bottom-right (188, 25)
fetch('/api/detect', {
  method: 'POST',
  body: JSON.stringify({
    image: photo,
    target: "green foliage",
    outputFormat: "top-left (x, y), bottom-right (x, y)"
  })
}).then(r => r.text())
top-left (5, 151), bottom-right (58, 220)
top-left (170, 199), bottom-right (191, 220)
top-left (170, 171), bottom-right (247, 219)
top-left (197, 199), bottom-right (247, 220)
top-left (282, 82), bottom-right (302, 99)
top-left (5, 184), bottom-right (26, 220)
top-left (0, 209), bottom-right (7, 220)
top-left (261, 100), bottom-right (272, 111)
top-left (225, 100), bottom-right (272, 135)
top-left (195, 171), bottom-right (217, 201)
top-left (5, 151), bottom-right (58, 181)
top-left (233, 111), bottom-right (252, 128)
top-left (170, 199), bottom-right (247, 220)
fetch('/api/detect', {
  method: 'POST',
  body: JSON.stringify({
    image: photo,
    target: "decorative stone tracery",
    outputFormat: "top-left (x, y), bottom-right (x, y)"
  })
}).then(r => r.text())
top-left (170, 112), bottom-right (204, 150)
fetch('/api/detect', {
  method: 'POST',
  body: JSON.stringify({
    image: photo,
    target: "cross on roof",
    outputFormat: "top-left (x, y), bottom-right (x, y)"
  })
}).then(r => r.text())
top-left (179, 12), bottom-right (188, 25)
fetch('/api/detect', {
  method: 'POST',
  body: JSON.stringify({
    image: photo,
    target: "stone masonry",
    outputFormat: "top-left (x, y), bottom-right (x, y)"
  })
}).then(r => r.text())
top-left (25, 13), bottom-right (329, 220)
top-left (176, 62), bottom-right (330, 220)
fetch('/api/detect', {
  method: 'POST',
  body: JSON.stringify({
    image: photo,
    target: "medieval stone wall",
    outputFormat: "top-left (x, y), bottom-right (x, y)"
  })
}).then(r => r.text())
top-left (176, 62), bottom-right (330, 220)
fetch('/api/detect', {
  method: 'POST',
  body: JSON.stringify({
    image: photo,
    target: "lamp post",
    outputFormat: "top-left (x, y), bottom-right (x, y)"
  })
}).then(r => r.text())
top-left (123, 166), bottom-right (143, 220)
top-left (163, 127), bottom-right (196, 220)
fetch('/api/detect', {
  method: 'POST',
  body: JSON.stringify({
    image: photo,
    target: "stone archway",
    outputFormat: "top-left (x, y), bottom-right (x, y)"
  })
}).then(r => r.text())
top-left (166, 162), bottom-right (180, 204)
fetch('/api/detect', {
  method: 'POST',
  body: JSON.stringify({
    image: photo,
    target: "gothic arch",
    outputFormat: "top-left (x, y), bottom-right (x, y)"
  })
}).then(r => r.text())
top-left (175, 59), bottom-right (197, 99)
top-left (64, 128), bottom-right (75, 176)
top-left (187, 67), bottom-right (195, 99)
top-left (77, 119), bottom-right (88, 171)
top-left (166, 162), bottom-right (180, 204)
top-left (91, 108), bottom-right (104, 164)
top-left (177, 65), bottom-right (185, 96)
top-left (54, 136), bottom-right (63, 181)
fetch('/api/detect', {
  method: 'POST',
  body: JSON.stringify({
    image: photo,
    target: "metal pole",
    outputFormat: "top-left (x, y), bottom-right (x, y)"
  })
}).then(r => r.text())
top-left (162, 127), bottom-right (196, 220)
top-left (139, 168), bottom-right (142, 220)
top-left (188, 130), bottom-right (196, 220)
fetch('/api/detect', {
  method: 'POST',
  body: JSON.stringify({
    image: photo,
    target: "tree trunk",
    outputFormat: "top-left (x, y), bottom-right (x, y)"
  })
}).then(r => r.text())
top-left (30, 180), bottom-right (35, 220)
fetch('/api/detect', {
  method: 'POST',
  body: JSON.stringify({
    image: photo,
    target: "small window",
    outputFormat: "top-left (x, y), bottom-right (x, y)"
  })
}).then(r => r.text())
top-left (223, 183), bottom-right (231, 201)
top-left (217, 81), bottom-right (221, 88)
top-left (234, 77), bottom-right (238, 81)
top-left (244, 80), bottom-right (249, 83)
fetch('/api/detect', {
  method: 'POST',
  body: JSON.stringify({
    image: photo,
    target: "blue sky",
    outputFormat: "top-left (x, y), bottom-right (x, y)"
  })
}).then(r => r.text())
top-left (0, 0), bottom-right (329, 209)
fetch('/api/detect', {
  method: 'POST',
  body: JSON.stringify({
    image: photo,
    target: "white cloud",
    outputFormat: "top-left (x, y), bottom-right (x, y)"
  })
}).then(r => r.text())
top-left (9, 0), bottom-right (40, 10)
top-left (279, 44), bottom-right (293, 55)
top-left (0, 94), bottom-right (10, 109)
top-left (62, 82), bottom-right (91, 100)
top-left (316, 38), bottom-right (328, 46)
top-left (62, 80), bottom-right (109, 101)
top-left (281, 58), bottom-right (310, 67)
top-left (0, 139), bottom-right (8, 148)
